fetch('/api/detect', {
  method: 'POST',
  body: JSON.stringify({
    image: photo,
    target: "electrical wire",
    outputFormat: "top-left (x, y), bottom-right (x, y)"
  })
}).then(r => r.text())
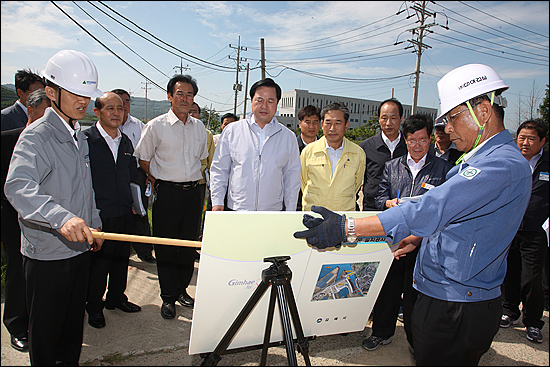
top-left (50, 1), bottom-right (166, 92)
top-left (458, 1), bottom-right (549, 39)
top-left (429, 37), bottom-right (549, 67)
top-left (94, 1), bottom-right (235, 72)
top-left (432, 2), bottom-right (549, 51)
top-left (72, 2), bottom-right (171, 78)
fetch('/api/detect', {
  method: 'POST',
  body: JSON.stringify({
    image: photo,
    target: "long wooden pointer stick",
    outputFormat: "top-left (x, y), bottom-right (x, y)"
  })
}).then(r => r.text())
top-left (92, 231), bottom-right (201, 248)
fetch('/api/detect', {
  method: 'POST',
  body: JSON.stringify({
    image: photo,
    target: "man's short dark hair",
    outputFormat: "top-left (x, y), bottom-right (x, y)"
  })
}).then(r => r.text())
top-left (221, 112), bottom-right (239, 122)
top-left (15, 69), bottom-right (44, 92)
top-left (298, 105), bottom-right (321, 121)
top-left (517, 118), bottom-right (548, 141)
top-left (401, 114), bottom-right (433, 138)
top-left (320, 102), bottom-right (349, 122)
top-left (167, 74), bottom-right (198, 96)
top-left (378, 98), bottom-right (403, 118)
top-left (192, 102), bottom-right (201, 114)
top-left (249, 78), bottom-right (281, 102)
top-left (111, 88), bottom-right (130, 99)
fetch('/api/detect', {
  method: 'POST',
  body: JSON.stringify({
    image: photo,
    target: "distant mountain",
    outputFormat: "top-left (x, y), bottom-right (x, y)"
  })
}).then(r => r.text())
top-left (1, 85), bottom-right (19, 109)
top-left (1, 84), bottom-right (171, 122)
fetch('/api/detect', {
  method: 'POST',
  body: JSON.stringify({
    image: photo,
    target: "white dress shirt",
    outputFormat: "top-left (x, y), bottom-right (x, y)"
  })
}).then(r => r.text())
top-left (325, 139), bottom-right (344, 177)
top-left (406, 152), bottom-right (427, 180)
top-left (382, 131), bottom-right (402, 157)
top-left (96, 122), bottom-right (122, 162)
top-left (119, 114), bottom-right (145, 149)
top-left (133, 109), bottom-right (208, 182)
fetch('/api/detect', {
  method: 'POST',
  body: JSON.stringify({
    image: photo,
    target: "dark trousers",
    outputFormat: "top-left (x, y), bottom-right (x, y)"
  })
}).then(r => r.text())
top-left (501, 230), bottom-right (547, 329)
top-left (132, 167), bottom-right (153, 258)
top-left (1, 201), bottom-right (28, 337)
top-left (152, 181), bottom-right (202, 303)
top-left (370, 246), bottom-right (418, 345)
top-left (86, 214), bottom-right (132, 315)
top-left (412, 293), bottom-right (501, 366)
top-left (24, 251), bottom-right (91, 366)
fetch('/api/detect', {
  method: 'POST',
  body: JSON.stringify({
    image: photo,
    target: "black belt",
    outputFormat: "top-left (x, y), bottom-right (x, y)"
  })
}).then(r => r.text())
top-left (156, 179), bottom-right (199, 190)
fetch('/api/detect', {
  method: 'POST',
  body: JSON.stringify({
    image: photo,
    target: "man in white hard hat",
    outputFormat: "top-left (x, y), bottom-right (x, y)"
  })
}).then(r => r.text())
top-left (4, 49), bottom-right (104, 366)
top-left (294, 64), bottom-right (532, 365)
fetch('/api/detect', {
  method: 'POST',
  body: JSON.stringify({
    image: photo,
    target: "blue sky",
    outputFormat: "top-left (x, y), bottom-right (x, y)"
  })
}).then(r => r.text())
top-left (1, 1), bottom-right (548, 131)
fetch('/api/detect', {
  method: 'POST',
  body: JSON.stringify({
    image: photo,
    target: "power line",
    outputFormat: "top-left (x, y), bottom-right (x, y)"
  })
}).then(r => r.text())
top-left (94, 1), bottom-right (236, 72)
top-left (432, 1), bottom-right (549, 51)
top-left (248, 11), bottom-right (403, 51)
top-left (443, 27), bottom-right (548, 60)
top-left (458, 1), bottom-right (549, 39)
top-left (432, 31), bottom-right (549, 64)
top-left (50, 1), bottom-right (166, 92)
top-left (429, 37), bottom-right (549, 67)
top-left (72, 2), bottom-right (171, 79)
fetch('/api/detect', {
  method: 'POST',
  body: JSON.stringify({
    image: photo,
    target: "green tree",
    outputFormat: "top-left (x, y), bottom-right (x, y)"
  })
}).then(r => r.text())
top-left (345, 114), bottom-right (380, 144)
top-left (200, 105), bottom-right (221, 133)
top-left (538, 84), bottom-right (549, 139)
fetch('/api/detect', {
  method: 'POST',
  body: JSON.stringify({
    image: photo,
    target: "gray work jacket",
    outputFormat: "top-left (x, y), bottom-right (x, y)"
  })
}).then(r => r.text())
top-left (4, 108), bottom-right (101, 260)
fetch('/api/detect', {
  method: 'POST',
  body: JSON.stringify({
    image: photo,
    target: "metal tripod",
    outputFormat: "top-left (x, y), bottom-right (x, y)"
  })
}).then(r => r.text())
top-left (201, 256), bottom-right (311, 366)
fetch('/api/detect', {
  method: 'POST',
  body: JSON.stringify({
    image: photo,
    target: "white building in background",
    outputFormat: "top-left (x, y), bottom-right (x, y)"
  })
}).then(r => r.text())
top-left (276, 89), bottom-right (438, 130)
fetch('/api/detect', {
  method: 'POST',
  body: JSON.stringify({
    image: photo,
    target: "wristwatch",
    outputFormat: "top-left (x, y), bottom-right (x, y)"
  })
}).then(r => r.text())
top-left (346, 217), bottom-right (357, 243)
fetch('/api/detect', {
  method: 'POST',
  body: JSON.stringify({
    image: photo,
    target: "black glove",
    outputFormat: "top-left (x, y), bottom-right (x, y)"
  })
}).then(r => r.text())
top-left (293, 205), bottom-right (346, 249)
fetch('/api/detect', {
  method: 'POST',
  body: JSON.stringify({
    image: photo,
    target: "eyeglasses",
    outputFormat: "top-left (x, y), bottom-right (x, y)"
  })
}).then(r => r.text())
top-left (406, 139), bottom-right (429, 146)
top-left (442, 102), bottom-right (482, 126)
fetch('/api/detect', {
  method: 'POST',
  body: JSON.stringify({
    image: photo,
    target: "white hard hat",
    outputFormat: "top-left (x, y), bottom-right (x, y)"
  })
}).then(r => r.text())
top-left (41, 50), bottom-right (102, 98)
top-left (436, 64), bottom-right (508, 123)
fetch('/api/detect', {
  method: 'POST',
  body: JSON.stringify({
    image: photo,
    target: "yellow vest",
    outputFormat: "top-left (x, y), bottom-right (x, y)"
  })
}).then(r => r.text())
top-left (300, 136), bottom-right (366, 211)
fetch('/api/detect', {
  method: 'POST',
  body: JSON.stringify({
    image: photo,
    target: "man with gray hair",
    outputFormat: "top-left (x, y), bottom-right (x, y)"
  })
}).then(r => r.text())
top-left (299, 102), bottom-right (365, 211)
top-left (26, 89), bottom-right (51, 126)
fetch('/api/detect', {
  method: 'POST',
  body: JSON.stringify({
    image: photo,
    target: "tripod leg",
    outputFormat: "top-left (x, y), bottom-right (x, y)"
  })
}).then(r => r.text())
top-left (202, 280), bottom-right (271, 366)
top-left (283, 281), bottom-right (312, 366)
top-left (275, 282), bottom-right (299, 366)
top-left (260, 285), bottom-right (278, 366)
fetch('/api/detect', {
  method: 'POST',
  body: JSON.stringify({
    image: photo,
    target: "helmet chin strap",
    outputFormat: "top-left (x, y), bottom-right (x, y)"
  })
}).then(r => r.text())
top-left (53, 88), bottom-right (78, 129)
top-left (456, 92), bottom-right (495, 164)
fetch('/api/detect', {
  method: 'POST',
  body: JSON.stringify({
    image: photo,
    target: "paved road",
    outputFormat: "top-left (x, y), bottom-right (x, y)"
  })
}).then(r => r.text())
top-left (2, 251), bottom-right (548, 366)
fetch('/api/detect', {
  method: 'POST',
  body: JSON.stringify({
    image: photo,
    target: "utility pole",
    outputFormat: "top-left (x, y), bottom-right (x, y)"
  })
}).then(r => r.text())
top-left (406, 1), bottom-right (436, 114)
top-left (243, 63), bottom-right (250, 118)
top-left (229, 36), bottom-right (247, 116)
top-left (173, 58), bottom-right (191, 75)
top-left (141, 79), bottom-right (151, 122)
top-left (260, 38), bottom-right (266, 80)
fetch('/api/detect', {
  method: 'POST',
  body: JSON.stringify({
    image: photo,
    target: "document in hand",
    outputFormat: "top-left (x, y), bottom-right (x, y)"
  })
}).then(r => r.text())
top-left (130, 182), bottom-right (147, 216)
top-left (397, 195), bottom-right (422, 204)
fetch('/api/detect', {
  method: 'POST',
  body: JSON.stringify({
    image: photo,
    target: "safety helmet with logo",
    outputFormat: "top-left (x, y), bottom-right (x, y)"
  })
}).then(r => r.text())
top-left (41, 50), bottom-right (102, 98)
top-left (436, 63), bottom-right (508, 124)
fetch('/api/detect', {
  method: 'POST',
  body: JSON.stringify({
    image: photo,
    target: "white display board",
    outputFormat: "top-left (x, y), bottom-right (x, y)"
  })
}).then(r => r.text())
top-left (189, 211), bottom-right (394, 355)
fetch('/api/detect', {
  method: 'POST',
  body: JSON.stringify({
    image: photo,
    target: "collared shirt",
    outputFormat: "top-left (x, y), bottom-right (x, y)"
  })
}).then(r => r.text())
top-left (325, 139), bottom-right (344, 177)
top-left (407, 152), bottom-right (427, 180)
top-left (96, 122), bottom-right (122, 162)
top-left (378, 130), bottom-right (531, 302)
top-left (119, 114), bottom-right (145, 149)
top-left (528, 148), bottom-right (544, 174)
top-left (250, 114), bottom-right (275, 152)
top-left (382, 131), bottom-right (402, 157)
top-left (16, 100), bottom-right (28, 117)
top-left (50, 108), bottom-right (80, 148)
top-left (133, 108), bottom-right (208, 182)
top-left (433, 142), bottom-right (458, 161)
top-left (210, 115), bottom-right (301, 211)
top-left (460, 134), bottom-right (496, 164)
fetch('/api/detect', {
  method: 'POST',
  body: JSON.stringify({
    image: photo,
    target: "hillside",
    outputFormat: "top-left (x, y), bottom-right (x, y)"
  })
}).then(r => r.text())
top-left (1, 86), bottom-right (19, 109)
top-left (1, 84), bottom-right (170, 121)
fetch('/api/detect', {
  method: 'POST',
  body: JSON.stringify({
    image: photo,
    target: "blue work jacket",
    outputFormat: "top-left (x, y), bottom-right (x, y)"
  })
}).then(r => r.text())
top-left (378, 130), bottom-right (531, 302)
